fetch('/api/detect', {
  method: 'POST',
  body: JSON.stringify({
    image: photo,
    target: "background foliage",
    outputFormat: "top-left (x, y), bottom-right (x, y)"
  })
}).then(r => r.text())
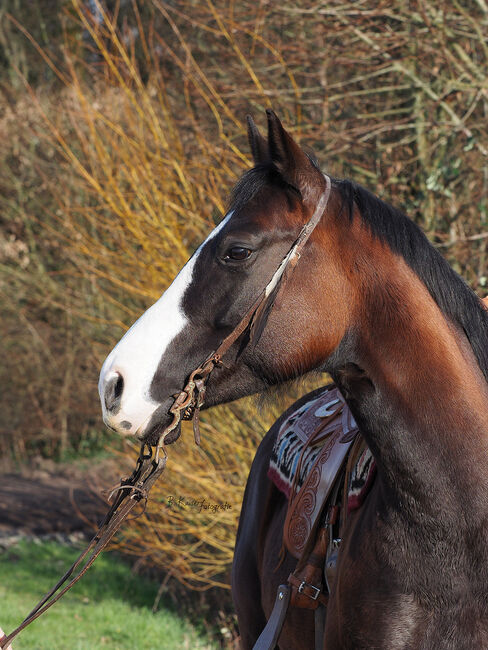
top-left (1, 0), bottom-right (487, 592)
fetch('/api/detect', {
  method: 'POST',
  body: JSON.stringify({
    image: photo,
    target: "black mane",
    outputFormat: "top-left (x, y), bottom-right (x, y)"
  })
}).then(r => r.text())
top-left (335, 178), bottom-right (488, 384)
top-left (230, 164), bottom-right (488, 384)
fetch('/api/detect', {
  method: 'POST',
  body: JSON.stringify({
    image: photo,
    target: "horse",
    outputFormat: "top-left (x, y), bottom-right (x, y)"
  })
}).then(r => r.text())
top-left (98, 109), bottom-right (488, 649)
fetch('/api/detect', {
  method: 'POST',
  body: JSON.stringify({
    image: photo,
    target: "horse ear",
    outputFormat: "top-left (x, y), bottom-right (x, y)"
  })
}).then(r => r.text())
top-left (266, 109), bottom-right (324, 207)
top-left (247, 115), bottom-right (268, 165)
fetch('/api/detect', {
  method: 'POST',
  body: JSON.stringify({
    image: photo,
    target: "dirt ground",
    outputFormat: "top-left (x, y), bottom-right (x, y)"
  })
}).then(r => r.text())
top-left (0, 457), bottom-right (117, 544)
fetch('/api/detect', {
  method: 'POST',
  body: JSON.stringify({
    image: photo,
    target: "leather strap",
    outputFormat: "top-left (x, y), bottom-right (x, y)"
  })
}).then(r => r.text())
top-left (159, 175), bottom-right (332, 451)
top-left (287, 575), bottom-right (328, 608)
top-left (253, 584), bottom-right (291, 650)
top-left (0, 445), bottom-right (166, 649)
top-left (288, 527), bottom-right (329, 609)
top-left (314, 604), bottom-right (327, 650)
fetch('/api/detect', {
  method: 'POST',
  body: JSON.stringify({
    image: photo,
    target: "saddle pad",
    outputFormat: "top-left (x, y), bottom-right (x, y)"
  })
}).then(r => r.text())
top-left (268, 386), bottom-right (375, 510)
top-left (347, 445), bottom-right (376, 512)
top-left (267, 386), bottom-right (349, 499)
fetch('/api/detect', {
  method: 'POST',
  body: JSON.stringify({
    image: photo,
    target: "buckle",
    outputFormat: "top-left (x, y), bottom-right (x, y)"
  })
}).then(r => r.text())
top-left (298, 581), bottom-right (321, 600)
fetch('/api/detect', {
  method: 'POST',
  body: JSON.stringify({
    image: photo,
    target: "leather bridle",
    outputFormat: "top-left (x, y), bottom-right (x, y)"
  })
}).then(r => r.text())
top-left (0, 174), bottom-right (331, 649)
top-left (162, 174), bottom-right (332, 448)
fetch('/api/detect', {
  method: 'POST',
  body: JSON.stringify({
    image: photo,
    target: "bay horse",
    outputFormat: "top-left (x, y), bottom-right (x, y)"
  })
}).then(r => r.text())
top-left (98, 110), bottom-right (488, 648)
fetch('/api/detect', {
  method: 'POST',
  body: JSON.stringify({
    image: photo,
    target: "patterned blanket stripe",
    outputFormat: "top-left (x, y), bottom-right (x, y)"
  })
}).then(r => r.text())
top-left (268, 388), bottom-right (376, 510)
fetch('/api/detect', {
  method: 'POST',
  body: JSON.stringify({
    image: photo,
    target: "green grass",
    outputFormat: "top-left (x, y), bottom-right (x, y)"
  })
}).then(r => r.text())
top-left (0, 541), bottom-right (216, 649)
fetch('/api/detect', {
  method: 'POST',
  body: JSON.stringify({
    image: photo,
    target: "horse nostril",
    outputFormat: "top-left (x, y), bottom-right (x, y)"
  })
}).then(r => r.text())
top-left (104, 372), bottom-right (124, 413)
top-left (114, 374), bottom-right (123, 399)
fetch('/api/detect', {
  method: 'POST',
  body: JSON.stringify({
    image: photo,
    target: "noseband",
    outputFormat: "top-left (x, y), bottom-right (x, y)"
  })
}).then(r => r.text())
top-left (161, 174), bottom-right (332, 449)
top-left (0, 174), bottom-right (331, 650)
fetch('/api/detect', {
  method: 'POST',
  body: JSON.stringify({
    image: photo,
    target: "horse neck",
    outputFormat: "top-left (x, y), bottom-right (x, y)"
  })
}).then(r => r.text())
top-left (330, 245), bottom-right (488, 525)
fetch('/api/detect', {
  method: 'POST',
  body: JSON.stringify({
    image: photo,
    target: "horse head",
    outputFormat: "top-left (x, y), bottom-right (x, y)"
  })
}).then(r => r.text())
top-left (98, 111), bottom-right (355, 446)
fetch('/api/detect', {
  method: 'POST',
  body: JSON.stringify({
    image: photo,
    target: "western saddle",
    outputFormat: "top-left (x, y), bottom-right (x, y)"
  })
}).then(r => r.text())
top-left (254, 384), bottom-right (369, 650)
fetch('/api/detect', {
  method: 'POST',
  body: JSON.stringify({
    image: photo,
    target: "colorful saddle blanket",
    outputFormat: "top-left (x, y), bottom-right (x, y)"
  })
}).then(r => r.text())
top-left (267, 385), bottom-right (376, 513)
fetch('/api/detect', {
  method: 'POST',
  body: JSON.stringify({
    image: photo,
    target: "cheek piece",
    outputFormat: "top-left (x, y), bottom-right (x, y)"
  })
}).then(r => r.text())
top-left (0, 175), bottom-right (331, 650)
top-left (161, 173), bottom-right (332, 452)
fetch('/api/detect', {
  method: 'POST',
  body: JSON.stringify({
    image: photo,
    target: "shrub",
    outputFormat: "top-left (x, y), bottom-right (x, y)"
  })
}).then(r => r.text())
top-left (2, 0), bottom-right (487, 588)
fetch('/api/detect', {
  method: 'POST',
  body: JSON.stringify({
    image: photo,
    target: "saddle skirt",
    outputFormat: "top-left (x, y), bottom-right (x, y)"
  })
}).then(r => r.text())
top-left (267, 384), bottom-right (376, 558)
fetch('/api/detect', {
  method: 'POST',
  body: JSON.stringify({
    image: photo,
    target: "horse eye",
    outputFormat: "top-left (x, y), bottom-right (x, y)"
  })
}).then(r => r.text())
top-left (224, 246), bottom-right (252, 261)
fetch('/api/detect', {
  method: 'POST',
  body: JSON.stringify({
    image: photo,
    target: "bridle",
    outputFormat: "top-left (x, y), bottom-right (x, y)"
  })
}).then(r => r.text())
top-left (0, 174), bottom-right (331, 649)
top-left (162, 173), bottom-right (332, 448)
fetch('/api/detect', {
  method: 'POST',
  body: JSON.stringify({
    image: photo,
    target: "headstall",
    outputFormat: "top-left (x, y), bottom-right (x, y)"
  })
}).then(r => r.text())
top-left (0, 174), bottom-right (331, 649)
top-left (162, 173), bottom-right (332, 449)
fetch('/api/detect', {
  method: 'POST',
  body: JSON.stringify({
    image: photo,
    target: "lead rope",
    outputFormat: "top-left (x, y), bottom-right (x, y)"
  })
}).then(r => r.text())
top-left (0, 175), bottom-right (331, 649)
top-left (0, 444), bottom-right (166, 649)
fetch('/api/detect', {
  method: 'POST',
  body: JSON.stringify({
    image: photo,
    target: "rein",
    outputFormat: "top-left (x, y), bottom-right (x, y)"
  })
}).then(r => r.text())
top-left (0, 174), bottom-right (331, 649)
top-left (0, 445), bottom-right (166, 649)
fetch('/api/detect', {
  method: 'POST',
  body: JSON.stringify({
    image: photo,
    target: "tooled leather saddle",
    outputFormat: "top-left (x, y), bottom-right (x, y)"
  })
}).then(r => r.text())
top-left (280, 385), bottom-right (359, 559)
top-left (254, 385), bottom-right (375, 650)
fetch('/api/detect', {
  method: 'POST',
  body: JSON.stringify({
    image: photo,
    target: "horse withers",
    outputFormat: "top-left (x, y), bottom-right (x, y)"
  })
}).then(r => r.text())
top-left (99, 110), bottom-right (488, 649)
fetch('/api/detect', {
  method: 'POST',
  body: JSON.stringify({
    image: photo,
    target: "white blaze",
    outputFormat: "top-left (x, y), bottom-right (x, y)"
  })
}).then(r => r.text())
top-left (98, 211), bottom-right (233, 436)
